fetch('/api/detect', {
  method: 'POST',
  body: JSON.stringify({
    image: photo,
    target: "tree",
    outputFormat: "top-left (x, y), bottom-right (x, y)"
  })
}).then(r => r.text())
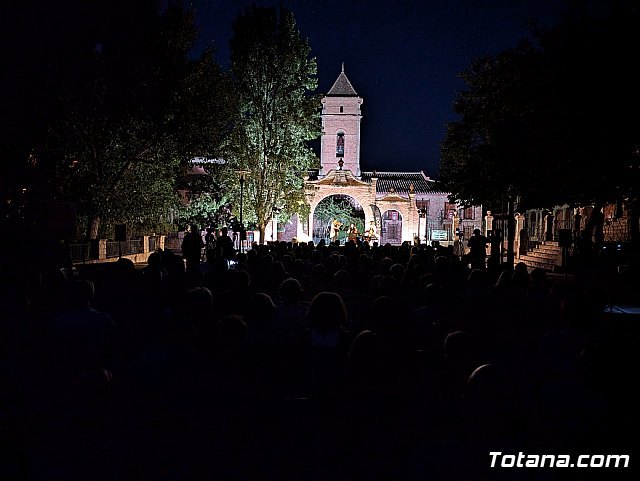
top-left (440, 43), bottom-right (558, 210)
top-left (176, 192), bottom-right (232, 230)
top-left (176, 164), bottom-right (232, 229)
top-left (5, 1), bottom-right (236, 239)
top-left (440, 1), bottom-right (640, 214)
top-left (225, 6), bottom-right (320, 243)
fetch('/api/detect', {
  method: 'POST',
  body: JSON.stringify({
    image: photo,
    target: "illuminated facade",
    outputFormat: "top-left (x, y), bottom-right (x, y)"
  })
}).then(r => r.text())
top-left (295, 66), bottom-right (482, 245)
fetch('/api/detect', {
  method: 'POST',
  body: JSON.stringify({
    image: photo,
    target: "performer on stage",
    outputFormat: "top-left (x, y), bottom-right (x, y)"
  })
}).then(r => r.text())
top-left (348, 223), bottom-right (359, 242)
top-left (364, 221), bottom-right (378, 242)
top-left (331, 219), bottom-right (343, 243)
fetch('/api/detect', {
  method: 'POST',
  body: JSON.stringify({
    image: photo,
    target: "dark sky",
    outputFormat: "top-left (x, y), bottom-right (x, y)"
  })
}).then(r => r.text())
top-left (191, 0), bottom-right (566, 177)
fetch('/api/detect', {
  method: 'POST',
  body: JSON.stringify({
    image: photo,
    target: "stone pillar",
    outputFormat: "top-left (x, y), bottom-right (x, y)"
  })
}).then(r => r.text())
top-left (515, 213), bottom-right (526, 258)
top-left (544, 213), bottom-right (553, 242)
top-left (484, 210), bottom-right (493, 237)
top-left (98, 239), bottom-right (107, 260)
top-left (408, 187), bottom-right (416, 243)
top-left (143, 236), bottom-right (150, 254)
top-left (265, 218), bottom-right (275, 243)
top-left (307, 210), bottom-right (314, 244)
top-left (295, 214), bottom-right (307, 242)
top-left (159, 236), bottom-right (165, 251)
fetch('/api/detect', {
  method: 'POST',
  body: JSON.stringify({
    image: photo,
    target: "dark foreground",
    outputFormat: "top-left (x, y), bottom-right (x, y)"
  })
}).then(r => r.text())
top-left (1, 241), bottom-right (637, 480)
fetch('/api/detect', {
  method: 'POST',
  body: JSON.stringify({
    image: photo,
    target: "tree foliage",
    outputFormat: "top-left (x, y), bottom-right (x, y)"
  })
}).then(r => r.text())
top-left (176, 192), bottom-right (232, 230)
top-left (225, 6), bottom-right (320, 243)
top-left (2, 1), bottom-right (237, 239)
top-left (440, 1), bottom-right (640, 211)
top-left (176, 165), bottom-right (232, 229)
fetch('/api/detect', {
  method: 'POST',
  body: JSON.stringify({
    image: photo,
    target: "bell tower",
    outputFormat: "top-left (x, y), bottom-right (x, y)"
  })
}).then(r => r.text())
top-left (320, 64), bottom-right (363, 177)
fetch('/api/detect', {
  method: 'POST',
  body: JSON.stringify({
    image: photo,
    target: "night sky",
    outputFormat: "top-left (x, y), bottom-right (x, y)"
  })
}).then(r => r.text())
top-left (191, 0), bottom-right (566, 177)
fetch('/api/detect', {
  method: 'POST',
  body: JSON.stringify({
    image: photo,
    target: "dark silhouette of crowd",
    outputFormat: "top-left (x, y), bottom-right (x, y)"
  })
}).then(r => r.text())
top-left (0, 239), bottom-right (637, 480)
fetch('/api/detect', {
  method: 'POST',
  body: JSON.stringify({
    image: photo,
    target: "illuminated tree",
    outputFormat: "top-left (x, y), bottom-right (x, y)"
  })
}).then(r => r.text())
top-left (225, 6), bottom-right (320, 243)
top-left (49, 1), bottom-right (236, 238)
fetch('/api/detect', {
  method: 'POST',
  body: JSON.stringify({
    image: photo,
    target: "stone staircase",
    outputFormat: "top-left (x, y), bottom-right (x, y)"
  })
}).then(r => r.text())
top-left (518, 241), bottom-right (564, 272)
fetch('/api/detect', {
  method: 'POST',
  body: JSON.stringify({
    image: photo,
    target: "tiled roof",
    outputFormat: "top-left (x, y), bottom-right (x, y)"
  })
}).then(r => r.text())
top-left (360, 171), bottom-right (447, 195)
top-left (327, 67), bottom-right (358, 96)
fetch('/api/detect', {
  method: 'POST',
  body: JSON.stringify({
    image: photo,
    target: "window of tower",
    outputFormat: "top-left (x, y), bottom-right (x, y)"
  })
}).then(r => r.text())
top-left (340, 106), bottom-right (344, 113)
top-left (336, 132), bottom-right (345, 157)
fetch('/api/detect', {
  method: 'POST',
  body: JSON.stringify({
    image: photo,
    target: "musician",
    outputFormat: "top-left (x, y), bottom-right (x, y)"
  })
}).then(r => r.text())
top-left (348, 223), bottom-right (359, 241)
top-left (365, 221), bottom-right (377, 241)
top-left (331, 219), bottom-right (343, 242)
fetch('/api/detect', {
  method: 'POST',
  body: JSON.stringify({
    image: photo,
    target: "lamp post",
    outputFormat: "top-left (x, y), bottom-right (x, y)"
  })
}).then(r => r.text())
top-left (236, 170), bottom-right (251, 252)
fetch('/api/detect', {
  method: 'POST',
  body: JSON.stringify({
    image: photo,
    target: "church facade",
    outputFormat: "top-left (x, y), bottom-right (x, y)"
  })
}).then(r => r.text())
top-left (291, 66), bottom-right (482, 245)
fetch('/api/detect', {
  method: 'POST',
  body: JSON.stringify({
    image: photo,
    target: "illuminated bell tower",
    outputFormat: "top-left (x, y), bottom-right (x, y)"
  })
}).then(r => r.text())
top-left (320, 63), bottom-right (363, 177)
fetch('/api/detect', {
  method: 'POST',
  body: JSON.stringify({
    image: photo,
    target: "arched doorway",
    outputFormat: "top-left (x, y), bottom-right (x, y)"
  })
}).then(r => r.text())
top-left (381, 210), bottom-right (403, 245)
top-left (313, 194), bottom-right (365, 244)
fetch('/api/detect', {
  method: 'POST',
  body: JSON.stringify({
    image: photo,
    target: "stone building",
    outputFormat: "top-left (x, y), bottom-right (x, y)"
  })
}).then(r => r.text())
top-left (285, 65), bottom-right (482, 245)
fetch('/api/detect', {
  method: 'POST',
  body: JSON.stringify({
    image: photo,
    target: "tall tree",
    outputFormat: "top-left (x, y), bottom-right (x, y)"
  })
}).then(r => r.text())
top-left (440, 1), bottom-right (640, 214)
top-left (56, 1), bottom-right (237, 238)
top-left (2, 1), bottom-right (236, 239)
top-left (226, 6), bottom-right (320, 243)
top-left (440, 43), bottom-right (549, 209)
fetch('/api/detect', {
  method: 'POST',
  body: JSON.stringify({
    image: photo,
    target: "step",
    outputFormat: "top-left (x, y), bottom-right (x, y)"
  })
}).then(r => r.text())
top-left (527, 248), bottom-right (561, 257)
top-left (536, 245), bottom-right (563, 253)
top-left (520, 253), bottom-right (556, 263)
top-left (518, 254), bottom-right (558, 270)
top-left (520, 251), bottom-right (562, 263)
top-left (519, 253), bottom-right (555, 264)
top-left (519, 260), bottom-right (555, 271)
top-left (526, 252), bottom-right (562, 263)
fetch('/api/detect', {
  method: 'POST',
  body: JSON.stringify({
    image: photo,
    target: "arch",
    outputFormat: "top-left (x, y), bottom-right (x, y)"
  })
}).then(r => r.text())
top-left (312, 194), bottom-right (365, 244)
top-left (304, 175), bottom-right (377, 243)
top-left (381, 209), bottom-right (403, 245)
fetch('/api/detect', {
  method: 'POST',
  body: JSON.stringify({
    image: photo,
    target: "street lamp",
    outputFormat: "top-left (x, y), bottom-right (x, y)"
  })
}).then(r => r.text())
top-left (236, 170), bottom-right (251, 252)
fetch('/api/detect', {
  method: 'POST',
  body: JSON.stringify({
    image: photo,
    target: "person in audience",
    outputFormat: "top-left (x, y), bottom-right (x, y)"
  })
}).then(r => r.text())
top-left (182, 224), bottom-right (204, 271)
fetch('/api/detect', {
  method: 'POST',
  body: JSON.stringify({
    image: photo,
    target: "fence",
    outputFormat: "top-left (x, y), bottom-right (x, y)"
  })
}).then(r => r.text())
top-left (69, 243), bottom-right (92, 263)
top-left (106, 239), bottom-right (144, 258)
top-left (603, 218), bottom-right (631, 242)
top-left (553, 219), bottom-right (572, 242)
top-left (526, 224), bottom-right (545, 243)
top-left (148, 235), bottom-right (160, 253)
top-left (68, 235), bottom-right (166, 264)
top-left (164, 233), bottom-right (183, 251)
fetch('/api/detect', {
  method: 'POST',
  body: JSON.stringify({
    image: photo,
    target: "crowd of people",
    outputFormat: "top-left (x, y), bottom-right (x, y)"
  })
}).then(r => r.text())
top-left (0, 233), bottom-right (637, 480)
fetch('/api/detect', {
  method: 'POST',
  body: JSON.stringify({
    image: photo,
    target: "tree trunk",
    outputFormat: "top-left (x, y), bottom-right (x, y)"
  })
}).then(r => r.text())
top-left (88, 215), bottom-right (101, 240)
top-left (258, 223), bottom-right (266, 245)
